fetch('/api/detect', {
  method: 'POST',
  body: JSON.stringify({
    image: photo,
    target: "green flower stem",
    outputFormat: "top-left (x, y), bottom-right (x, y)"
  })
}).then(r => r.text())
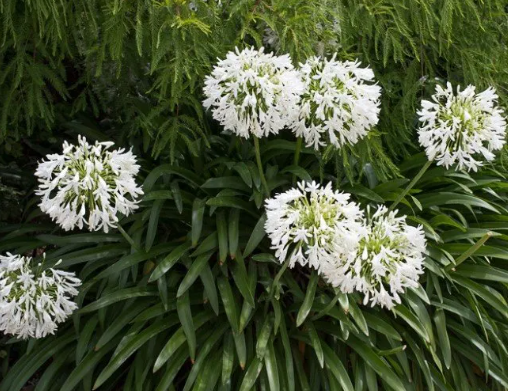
top-left (254, 136), bottom-right (270, 197)
top-left (117, 223), bottom-right (140, 251)
top-left (292, 137), bottom-right (303, 185)
top-left (319, 155), bottom-right (324, 183)
top-left (389, 159), bottom-right (433, 212)
top-left (264, 257), bottom-right (290, 315)
top-left (269, 257), bottom-right (290, 301)
top-left (445, 231), bottom-right (495, 271)
top-left (312, 291), bottom-right (341, 321)
top-left (334, 153), bottom-right (341, 190)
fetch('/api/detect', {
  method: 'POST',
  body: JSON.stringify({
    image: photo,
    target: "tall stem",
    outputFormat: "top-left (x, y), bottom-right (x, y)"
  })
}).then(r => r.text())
top-left (117, 223), bottom-right (140, 252)
top-left (292, 137), bottom-right (303, 185)
top-left (389, 159), bottom-right (432, 212)
top-left (445, 232), bottom-right (495, 271)
top-left (264, 256), bottom-right (290, 314)
top-left (269, 257), bottom-right (290, 301)
top-left (254, 136), bottom-right (270, 197)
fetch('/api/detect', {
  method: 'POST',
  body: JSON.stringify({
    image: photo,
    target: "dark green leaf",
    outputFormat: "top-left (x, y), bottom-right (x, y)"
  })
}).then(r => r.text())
top-left (228, 208), bottom-right (240, 258)
top-left (150, 242), bottom-right (191, 282)
top-left (296, 271), bottom-right (318, 327)
top-left (177, 291), bottom-right (196, 361)
top-left (244, 213), bottom-right (267, 257)
top-left (191, 198), bottom-right (206, 247)
top-left (80, 287), bottom-right (157, 314)
top-left (177, 251), bottom-right (214, 298)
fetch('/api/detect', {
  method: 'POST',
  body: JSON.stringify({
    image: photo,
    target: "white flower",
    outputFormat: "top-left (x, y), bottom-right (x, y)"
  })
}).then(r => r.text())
top-left (292, 55), bottom-right (381, 150)
top-left (418, 82), bottom-right (507, 172)
top-left (203, 47), bottom-right (304, 138)
top-left (322, 206), bottom-right (426, 310)
top-left (264, 181), bottom-right (365, 271)
top-left (35, 136), bottom-right (144, 233)
top-left (0, 253), bottom-right (81, 339)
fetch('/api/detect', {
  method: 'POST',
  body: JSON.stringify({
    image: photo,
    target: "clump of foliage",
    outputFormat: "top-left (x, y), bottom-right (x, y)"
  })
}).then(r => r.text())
top-left (1, 1), bottom-right (508, 391)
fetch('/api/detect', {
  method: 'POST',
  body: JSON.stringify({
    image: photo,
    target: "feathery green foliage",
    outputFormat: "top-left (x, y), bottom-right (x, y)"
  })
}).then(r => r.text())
top-left (1, 0), bottom-right (507, 159)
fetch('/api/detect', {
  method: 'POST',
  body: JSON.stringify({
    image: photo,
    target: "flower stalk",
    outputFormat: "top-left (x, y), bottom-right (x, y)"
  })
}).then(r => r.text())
top-left (445, 231), bottom-right (495, 271)
top-left (254, 136), bottom-right (270, 197)
top-left (292, 137), bottom-right (303, 185)
top-left (389, 159), bottom-right (433, 212)
top-left (116, 222), bottom-right (141, 252)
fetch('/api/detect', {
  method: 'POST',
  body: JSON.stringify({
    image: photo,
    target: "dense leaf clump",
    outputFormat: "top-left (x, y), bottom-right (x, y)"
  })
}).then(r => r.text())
top-left (1, 1), bottom-right (508, 391)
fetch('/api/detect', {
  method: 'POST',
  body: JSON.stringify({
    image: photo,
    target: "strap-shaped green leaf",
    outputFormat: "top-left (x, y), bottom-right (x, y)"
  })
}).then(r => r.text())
top-left (1, 334), bottom-right (75, 391)
top-left (433, 308), bottom-right (451, 369)
top-left (239, 356), bottom-right (264, 391)
top-left (216, 211), bottom-right (228, 264)
top-left (146, 199), bottom-right (164, 252)
top-left (264, 343), bottom-right (280, 391)
top-left (154, 311), bottom-right (214, 373)
top-left (93, 318), bottom-right (175, 389)
top-left (345, 335), bottom-right (405, 391)
top-left (191, 197), bottom-right (206, 247)
top-left (321, 342), bottom-right (354, 391)
top-left (60, 337), bottom-right (121, 391)
top-left (228, 208), bottom-right (240, 258)
top-left (150, 241), bottom-right (191, 282)
top-left (177, 251), bottom-right (214, 298)
top-left (79, 287), bottom-right (158, 314)
top-left (256, 314), bottom-right (273, 359)
top-left (296, 271), bottom-right (318, 327)
top-left (144, 164), bottom-right (202, 191)
top-left (202, 176), bottom-right (250, 192)
top-left (244, 213), bottom-right (267, 257)
top-left (230, 251), bottom-right (255, 307)
top-left (217, 276), bottom-right (239, 333)
top-left (221, 332), bottom-right (235, 385)
top-left (177, 291), bottom-right (196, 361)
top-left (200, 264), bottom-right (219, 315)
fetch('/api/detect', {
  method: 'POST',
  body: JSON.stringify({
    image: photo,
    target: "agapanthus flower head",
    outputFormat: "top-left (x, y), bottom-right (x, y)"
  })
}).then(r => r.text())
top-left (0, 253), bottom-right (81, 339)
top-left (35, 136), bottom-right (144, 233)
top-left (264, 181), bottom-right (365, 271)
top-left (203, 47), bottom-right (304, 138)
top-left (418, 82), bottom-right (507, 172)
top-left (322, 206), bottom-right (426, 310)
top-left (292, 55), bottom-right (381, 150)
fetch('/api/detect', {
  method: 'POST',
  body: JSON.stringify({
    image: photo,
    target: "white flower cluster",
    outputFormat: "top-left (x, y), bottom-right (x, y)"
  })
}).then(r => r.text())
top-left (0, 253), bottom-right (81, 339)
top-left (203, 47), bottom-right (303, 138)
top-left (203, 48), bottom-right (381, 150)
top-left (265, 184), bottom-right (426, 310)
top-left (322, 206), bottom-right (426, 309)
top-left (35, 136), bottom-right (143, 233)
top-left (418, 82), bottom-right (507, 172)
top-left (265, 181), bottom-right (365, 271)
top-left (293, 56), bottom-right (381, 150)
